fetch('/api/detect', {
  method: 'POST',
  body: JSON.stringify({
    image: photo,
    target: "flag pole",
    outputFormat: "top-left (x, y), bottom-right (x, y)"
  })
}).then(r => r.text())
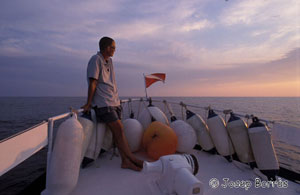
top-left (143, 73), bottom-right (148, 99)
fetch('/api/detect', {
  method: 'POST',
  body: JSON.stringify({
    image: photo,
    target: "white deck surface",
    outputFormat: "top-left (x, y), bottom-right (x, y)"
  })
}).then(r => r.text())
top-left (72, 150), bottom-right (300, 195)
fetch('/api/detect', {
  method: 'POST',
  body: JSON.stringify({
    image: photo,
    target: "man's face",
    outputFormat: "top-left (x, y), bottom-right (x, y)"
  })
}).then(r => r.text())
top-left (106, 41), bottom-right (116, 57)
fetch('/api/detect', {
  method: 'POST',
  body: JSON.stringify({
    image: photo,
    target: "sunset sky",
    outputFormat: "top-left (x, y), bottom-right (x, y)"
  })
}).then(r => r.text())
top-left (0, 0), bottom-right (299, 97)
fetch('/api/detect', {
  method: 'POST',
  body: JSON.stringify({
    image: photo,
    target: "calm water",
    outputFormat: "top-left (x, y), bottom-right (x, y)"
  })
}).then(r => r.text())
top-left (0, 97), bottom-right (299, 194)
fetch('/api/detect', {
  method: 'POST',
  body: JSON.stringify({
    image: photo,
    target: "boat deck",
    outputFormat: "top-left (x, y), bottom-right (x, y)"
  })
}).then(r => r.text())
top-left (72, 149), bottom-right (300, 195)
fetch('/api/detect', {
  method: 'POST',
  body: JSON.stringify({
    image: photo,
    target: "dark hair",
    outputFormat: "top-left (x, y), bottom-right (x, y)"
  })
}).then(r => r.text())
top-left (99, 37), bottom-right (114, 52)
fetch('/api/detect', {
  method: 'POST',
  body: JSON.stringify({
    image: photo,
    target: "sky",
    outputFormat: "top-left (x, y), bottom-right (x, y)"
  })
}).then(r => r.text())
top-left (0, 0), bottom-right (299, 97)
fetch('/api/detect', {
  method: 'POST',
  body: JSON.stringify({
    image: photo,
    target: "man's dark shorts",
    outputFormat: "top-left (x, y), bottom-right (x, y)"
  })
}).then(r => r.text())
top-left (93, 106), bottom-right (122, 123)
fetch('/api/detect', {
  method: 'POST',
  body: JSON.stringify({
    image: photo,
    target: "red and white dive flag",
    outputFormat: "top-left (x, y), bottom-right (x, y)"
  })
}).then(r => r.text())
top-left (144, 73), bottom-right (166, 88)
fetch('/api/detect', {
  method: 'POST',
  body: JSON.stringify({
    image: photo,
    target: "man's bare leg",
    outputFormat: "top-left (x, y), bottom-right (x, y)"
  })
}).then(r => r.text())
top-left (107, 120), bottom-right (144, 169)
top-left (111, 133), bottom-right (141, 171)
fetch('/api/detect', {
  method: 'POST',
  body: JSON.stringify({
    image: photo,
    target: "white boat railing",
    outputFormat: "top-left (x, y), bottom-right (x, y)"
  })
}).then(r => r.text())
top-left (0, 121), bottom-right (48, 176)
top-left (121, 98), bottom-right (275, 125)
top-left (0, 109), bottom-right (84, 176)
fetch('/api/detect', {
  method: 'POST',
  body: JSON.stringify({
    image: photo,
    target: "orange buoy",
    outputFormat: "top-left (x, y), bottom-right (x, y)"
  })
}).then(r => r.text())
top-left (142, 121), bottom-right (178, 160)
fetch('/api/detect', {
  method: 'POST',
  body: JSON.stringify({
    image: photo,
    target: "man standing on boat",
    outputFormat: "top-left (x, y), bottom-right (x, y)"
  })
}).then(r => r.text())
top-left (81, 37), bottom-right (143, 171)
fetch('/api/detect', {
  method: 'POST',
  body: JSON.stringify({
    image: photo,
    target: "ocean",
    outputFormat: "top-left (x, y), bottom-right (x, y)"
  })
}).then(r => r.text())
top-left (0, 97), bottom-right (299, 194)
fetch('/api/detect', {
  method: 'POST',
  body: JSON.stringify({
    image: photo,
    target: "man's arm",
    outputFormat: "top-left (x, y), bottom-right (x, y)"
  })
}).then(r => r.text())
top-left (81, 78), bottom-right (98, 112)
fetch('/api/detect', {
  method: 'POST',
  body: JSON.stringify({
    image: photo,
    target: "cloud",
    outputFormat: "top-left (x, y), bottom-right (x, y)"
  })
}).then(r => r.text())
top-left (181, 20), bottom-right (214, 32)
top-left (220, 0), bottom-right (299, 43)
top-left (112, 21), bottom-right (162, 40)
top-left (251, 30), bottom-right (268, 37)
top-left (220, 0), bottom-right (298, 26)
top-left (50, 44), bottom-right (91, 59)
top-left (194, 48), bottom-right (299, 84)
top-left (0, 0), bottom-right (215, 66)
top-left (210, 0), bottom-right (299, 65)
top-left (0, 46), bottom-right (298, 97)
top-left (0, 0), bottom-right (128, 58)
top-left (0, 39), bottom-right (29, 56)
top-left (143, 47), bottom-right (299, 96)
top-left (0, 0), bottom-right (298, 96)
top-left (221, 0), bottom-right (268, 26)
top-left (115, 47), bottom-right (300, 96)
top-left (110, 0), bottom-right (298, 70)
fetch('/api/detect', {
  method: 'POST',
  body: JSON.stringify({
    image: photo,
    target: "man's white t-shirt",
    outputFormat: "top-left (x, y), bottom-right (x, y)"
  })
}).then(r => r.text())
top-left (87, 52), bottom-right (120, 107)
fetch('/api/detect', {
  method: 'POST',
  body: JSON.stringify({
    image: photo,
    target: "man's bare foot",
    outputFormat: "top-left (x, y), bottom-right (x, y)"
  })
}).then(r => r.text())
top-left (132, 158), bottom-right (144, 168)
top-left (121, 158), bottom-right (142, 171)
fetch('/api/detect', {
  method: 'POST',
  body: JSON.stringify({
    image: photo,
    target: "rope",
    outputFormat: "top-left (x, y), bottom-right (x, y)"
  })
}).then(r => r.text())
top-left (129, 98), bottom-right (135, 118)
top-left (223, 110), bottom-right (232, 123)
top-left (120, 101), bottom-right (125, 119)
top-left (245, 114), bottom-right (254, 127)
top-left (136, 98), bottom-right (142, 119)
top-left (204, 105), bottom-right (211, 123)
top-left (126, 101), bottom-right (131, 118)
top-left (163, 100), bottom-right (175, 116)
top-left (180, 101), bottom-right (187, 121)
top-left (183, 105), bottom-right (188, 121)
top-left (163, 102), bottom-right (167, 117)
top-left (127, 98), bottom-right (134, 118)
top-left (124, 98), bottom-right (276, 126)
top-left (90, 109), bottom-right (98, 160)
top-left (141, 98), bottom-right (155, 121)
top-left (224, 112), bottom-right (230, 126)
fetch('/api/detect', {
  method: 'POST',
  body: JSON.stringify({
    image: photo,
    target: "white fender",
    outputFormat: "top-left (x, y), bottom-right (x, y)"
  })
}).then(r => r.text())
top-left (85, 110), bottom-right (107, 160)
top-left (43, 114), bottom-right (83, 195)
top-left (207, 110), bottom-right (234, 156)
top-left (78, 116), bottom-right (94, 161)
top-left (248, 118), bottom-right (279, 171)
top-left (138, 106), bottom-right (169, 130)
top-left (85, 122), bottom-right (109, 159)
top-left (123, 118), bottom-right (144, 152)
top-left (226, 114), bottom-right (255, 163)
top-left (102, 127), bottom-right (113, 151)
top-left (170, 119), bottom-right (197, 153)
top-left (186, 110), bottom-right (214, 151)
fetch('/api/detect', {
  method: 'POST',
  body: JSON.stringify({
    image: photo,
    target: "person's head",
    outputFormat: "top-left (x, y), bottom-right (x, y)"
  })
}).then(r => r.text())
top-left (99, 37), bottom-right (116, 57)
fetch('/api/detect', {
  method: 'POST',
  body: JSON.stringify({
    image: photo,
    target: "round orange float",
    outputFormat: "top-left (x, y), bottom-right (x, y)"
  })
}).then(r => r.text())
top-left (142, 121), bottom-right (178, 160)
